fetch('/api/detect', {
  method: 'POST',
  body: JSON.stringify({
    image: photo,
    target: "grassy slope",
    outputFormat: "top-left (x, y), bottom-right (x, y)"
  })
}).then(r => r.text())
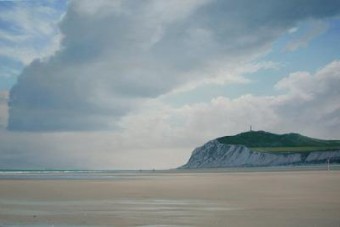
top-left (217, 131), bottom-right (340, 153)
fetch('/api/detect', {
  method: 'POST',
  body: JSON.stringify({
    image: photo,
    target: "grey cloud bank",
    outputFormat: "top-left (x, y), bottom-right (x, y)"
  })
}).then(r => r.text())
top-left (0, 91), bottom-right (8, 129)
top-left (1, 0), bottom-right (340, 170)
top-left (0, 131), bottom-right (190, 169)
top-left (8, 0), bottom-right (340, 131)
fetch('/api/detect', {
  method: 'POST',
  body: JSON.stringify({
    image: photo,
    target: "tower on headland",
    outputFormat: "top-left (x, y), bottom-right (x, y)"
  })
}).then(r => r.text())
top-left (250, 125), bottom-right (253, 132)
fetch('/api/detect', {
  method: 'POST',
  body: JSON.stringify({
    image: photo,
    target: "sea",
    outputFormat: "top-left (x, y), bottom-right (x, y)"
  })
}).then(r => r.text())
top-left (1, 164), bottom-right (339, 180)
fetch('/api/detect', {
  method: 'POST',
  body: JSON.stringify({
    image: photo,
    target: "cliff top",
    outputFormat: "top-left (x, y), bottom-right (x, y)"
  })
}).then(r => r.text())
top-left (217, 131), bottom-right (340, 150)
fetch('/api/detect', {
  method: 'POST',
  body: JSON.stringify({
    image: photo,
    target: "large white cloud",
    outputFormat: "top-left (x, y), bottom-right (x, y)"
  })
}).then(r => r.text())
top-left (8, 0), bottom-right (340, 131)
top-left (273, 60), bottom-right (340, 136)
top-left (1, 60), bottom-right (339, 169)
top-left (119, 60), bottom-right (340, 150)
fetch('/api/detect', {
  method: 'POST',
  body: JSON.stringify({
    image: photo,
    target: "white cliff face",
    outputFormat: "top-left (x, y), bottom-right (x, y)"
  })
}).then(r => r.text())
top-left (180, 140), bottom-right (340, 168)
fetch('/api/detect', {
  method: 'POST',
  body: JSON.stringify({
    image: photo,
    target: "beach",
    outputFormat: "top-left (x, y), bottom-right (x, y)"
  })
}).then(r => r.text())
top-left (0, 170), bottom-right (340, 226)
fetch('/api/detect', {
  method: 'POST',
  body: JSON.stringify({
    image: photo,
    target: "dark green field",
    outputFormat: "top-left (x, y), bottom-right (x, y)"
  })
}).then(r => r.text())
top-left (217, 131), bottom-right (340, 153)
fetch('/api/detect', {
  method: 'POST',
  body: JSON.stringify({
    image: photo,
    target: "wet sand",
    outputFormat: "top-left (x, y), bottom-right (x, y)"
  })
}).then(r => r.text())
top-left (0, 170), bottom-right (340, 226)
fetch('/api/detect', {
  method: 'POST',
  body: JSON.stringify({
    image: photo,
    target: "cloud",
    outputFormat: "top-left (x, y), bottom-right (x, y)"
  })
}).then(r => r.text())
top-left (7, 0), bottom-right (340, 131)
top-left (285, 20), bottom-right (329, 51)
top-left (118, 95), bottom-right (280, 149)
top-left (274, 60), bottom-right (340, 136)
top-left (0, 91), bottom-right (8, 129)
top-left (119, 60), bottom-right (340, 152)
top-left (0, 131), bottom-right (190, 170)
top-left (1, 60), bottom-right (339, 169)
top-left (0, 1), bottom-right (65, 65)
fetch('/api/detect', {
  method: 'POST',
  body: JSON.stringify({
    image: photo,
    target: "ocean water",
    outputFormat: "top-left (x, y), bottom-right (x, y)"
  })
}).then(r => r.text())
top-left (0, 164), bottom-right (339, 180)
top-left (0, 169), bottom-right (142, 180)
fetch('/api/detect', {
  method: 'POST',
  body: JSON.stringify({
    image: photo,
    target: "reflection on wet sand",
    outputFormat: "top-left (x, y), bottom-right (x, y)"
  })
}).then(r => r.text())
top-left (0, 170), bottom-right (340, 226)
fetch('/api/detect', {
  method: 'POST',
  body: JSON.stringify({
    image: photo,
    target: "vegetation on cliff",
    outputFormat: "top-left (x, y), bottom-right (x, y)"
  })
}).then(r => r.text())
top-left (217, 131), bottom-right (340, 153)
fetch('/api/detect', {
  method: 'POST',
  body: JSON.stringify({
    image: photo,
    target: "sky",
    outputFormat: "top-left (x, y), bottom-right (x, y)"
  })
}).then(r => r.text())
top-left (0, 0), bottom-right (339, 170)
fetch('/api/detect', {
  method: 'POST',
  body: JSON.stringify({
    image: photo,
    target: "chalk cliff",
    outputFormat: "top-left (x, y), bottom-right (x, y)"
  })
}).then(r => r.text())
top-left (180, 138), bottom-right (340, 169)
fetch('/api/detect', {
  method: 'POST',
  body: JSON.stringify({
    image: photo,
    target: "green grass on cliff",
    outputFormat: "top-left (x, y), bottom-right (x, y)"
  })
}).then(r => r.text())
top-left (217, 131), bottom-right (340, 153)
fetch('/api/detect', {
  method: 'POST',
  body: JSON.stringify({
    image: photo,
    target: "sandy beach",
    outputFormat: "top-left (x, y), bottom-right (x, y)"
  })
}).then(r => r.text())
top-left (0, 170), bottom-right (340, 226)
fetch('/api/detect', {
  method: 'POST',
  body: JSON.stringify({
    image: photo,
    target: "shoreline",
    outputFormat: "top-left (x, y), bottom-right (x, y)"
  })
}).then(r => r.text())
top-left (1, 164), bottom-right (340, 181)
